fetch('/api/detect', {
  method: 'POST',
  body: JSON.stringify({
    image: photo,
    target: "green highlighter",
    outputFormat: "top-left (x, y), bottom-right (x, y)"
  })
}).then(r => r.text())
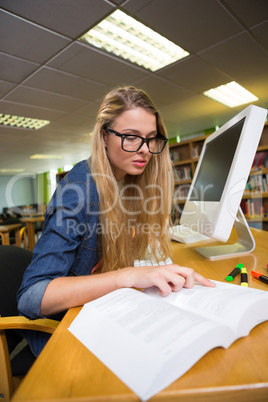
top-left (226, 263), bottom-right (243, 281)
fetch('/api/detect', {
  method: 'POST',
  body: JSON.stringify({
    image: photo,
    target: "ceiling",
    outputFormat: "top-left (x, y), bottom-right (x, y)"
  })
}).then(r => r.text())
top-left (1, 0), bottom-right (268, 174)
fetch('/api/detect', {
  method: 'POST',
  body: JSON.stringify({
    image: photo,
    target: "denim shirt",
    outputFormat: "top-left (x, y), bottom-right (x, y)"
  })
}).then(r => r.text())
top-left (17, 159), bottom-right (100, 322)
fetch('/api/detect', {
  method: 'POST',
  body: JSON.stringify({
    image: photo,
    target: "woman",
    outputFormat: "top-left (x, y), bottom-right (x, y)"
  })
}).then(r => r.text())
top-left (18, 86), bottom-right (214, 355)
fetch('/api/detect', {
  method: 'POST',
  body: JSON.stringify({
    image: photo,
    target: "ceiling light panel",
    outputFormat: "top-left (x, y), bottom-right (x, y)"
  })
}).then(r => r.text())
top-left (30, 154), bottom-right (64, 160)
top-left (203, 81), bottom-right (259, 108)
top-left (80, 10), bottom-right (189, 72)
top-left (0, 169), bottom-right (25, 173)
top-left (0, 114), bottom-right (50, 129)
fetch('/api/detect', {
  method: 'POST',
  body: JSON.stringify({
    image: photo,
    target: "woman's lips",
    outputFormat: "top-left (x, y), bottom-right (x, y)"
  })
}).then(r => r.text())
top-left (132, 159), bottom-right (147, 167)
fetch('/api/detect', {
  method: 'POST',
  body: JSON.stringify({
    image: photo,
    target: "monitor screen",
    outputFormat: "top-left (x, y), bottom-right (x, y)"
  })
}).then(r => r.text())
top-left (190, 118), bottom-right (245, 202)
top-left (180, 104), bottom-right (267, 259)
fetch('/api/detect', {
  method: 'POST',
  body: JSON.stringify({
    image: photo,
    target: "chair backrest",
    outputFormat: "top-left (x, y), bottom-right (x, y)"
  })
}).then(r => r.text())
top-left (0, 246), bottom-right (33, 318)
top-left (0, 246), bottom-right (55, 400)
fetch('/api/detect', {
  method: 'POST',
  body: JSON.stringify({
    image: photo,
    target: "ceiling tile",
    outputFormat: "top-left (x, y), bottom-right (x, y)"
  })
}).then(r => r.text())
top-left (0, 53), bottom-right (39, 83)
top-left (157, 56), bottom-right (229, 92)
top-left (0, 0), bottom-right (114, 39)
top-left (240, 70), bottom-right (268, 104)
top-left (5, 86), bottom-right (88, 113)
top-left (53, 112), bottom-right (95, 129)
top-left (221, 0), bottom-right (268, 27)
top-left (0, 10), bottom-right (71, 63)
top-left (132, 76), bottom-right (195, 107)
top-left (0, 100), bottom-right (65, 121)
top-left (0, 1), bottom-right (268, 173)
top-left (71, 101), bottom-right (101, 118)
top-left (40, 121), bottom-right (91, 136)
top-left (0, 80), bottom-right (16, 97)
top-left (250, 20), bottom-right (268, 53)
top-left (160, 95), bottom-right (223, 124)
top-left (0, 127), bottom-right (29, 144)
top-left (29, 134), bottom-right (70, 148)
top-left (160, 95), bottom-right (234, 137)
top-left (48, 42), bottom-right (149, 85)
top-left (198, 32), bottom-right (268, 80)
top-left (123, 0), bottom-right (242, 53)
top-left (122, 0), bottom-right (169, 13)
top-left (111, 0), bottom-right (128, 4)
top-left (23, 67), bottom-right (107, 101)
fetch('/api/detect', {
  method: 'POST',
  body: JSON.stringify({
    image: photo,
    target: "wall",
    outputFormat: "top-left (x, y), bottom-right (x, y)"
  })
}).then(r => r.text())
top-left (0, 169), bottom-right (61, 213)
top-left (0, 173), bottom-right (36, 212)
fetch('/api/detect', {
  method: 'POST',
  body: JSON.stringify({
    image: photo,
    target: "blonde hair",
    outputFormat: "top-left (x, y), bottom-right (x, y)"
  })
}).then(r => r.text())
top-left (91, 86), bottom-right (174, 272)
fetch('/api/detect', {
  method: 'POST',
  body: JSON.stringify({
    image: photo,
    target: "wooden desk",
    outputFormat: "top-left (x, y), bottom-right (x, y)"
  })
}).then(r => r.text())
top-left (0, 223), bottom-right (22, 246)
top-left (13, 229), bottom-right (268, 401)
top-left (20, 216), bottom-right (44, 251)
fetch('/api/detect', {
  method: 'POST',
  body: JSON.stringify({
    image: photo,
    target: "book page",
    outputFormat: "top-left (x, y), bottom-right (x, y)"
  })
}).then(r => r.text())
top-left (145, 280), bottom-right (268, 336)
top-left (68, 288), bottom-right (233, 401)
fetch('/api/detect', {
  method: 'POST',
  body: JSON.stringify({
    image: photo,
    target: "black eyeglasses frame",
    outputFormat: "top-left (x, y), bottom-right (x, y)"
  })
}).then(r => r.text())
top-left (105, 128), bottom-right (168, 154)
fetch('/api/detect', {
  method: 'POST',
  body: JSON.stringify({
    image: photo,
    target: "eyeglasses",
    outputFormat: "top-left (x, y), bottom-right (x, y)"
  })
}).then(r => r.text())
top-left (105, 128), bottom-right (168, 154)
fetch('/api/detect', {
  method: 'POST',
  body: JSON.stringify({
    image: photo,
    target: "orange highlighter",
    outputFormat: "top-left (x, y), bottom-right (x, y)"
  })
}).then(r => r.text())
top-left (251, 270), bottom-right (268, 285)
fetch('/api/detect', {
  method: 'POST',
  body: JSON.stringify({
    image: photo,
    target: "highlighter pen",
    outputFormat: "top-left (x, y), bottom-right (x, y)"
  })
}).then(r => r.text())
top-left (251, 270), bottom-right (268, 285)
top-left (226, 263), bottom-right (243, 281)
top-left (240, 267), bottom-right (248, 287)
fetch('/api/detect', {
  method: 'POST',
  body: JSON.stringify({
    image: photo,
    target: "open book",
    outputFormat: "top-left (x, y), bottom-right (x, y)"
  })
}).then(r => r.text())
top-left (68, 280), bottom-right (268, 401)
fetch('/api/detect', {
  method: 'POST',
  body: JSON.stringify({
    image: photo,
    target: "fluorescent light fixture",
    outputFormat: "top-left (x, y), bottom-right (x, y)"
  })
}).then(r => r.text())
top-left (203, 81), bottom-right (258, 108)
top-left (80, 9), bottom-right (189, 71)
top-left (0, 168), bottom-right (25, 173)
top-left (0, 114), bottom-right (50, 129)
top-left (30, 154), bottom-right (64, 160)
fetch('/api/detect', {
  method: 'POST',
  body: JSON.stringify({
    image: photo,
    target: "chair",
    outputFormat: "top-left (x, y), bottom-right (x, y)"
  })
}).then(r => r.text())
top-left (0, 217), bottom-right (28, 249)
top-left (0, 246), bottom-right (59, 401)
top-left (19, 226), bottom-right (28, 249)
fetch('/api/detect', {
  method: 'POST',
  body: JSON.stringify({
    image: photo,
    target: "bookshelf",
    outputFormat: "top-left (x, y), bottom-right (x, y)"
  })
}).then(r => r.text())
top-left (241, 124), bottom-right (268, 229)
top-left (170, 135), bottom-right (208, 225)
top-left (56, 171), bottom-right (70, 184)
top-left (170, 123), bottom-right (268, 230)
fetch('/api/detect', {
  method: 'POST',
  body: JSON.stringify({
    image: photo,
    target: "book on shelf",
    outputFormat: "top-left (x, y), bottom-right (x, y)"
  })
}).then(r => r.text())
top-left (169, 149), bottom-right (180, 163)
top-left (192, 143), bottom-right (203, 158)
top-left (174, 184), bottom-right (190, 201)
top-left (175, 166), bottom-right (192, 181)
top-left (245, 172), bottom-right (268, 194)
top-left (68, 280), bottom-right (268, 401)
top-left (241, 198), bottom-right (265, 219)
top-left (251, 150), bottom-right (268, 171)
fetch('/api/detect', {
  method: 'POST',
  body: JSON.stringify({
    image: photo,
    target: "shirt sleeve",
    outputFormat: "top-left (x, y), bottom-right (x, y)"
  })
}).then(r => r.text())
top-left (18, 280), bottom-right (51, 318)
top-left (17, 179), bottom-right (94, 318)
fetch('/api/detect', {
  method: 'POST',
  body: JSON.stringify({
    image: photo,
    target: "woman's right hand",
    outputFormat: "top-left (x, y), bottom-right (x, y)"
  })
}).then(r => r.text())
top-left (117, 264), bottom-right (215, 297)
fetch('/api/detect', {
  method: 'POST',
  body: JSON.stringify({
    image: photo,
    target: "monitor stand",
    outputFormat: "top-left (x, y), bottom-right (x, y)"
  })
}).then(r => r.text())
top-left (195, 207), bottom-right (256, 261)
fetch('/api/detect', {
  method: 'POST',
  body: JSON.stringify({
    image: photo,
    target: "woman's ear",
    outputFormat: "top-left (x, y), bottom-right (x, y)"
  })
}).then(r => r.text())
top-left (102, 129), bottom-right (108, 148)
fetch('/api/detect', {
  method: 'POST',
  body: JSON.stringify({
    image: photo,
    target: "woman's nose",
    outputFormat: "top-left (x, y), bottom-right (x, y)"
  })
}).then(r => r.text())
top-left (137, 141), bottom-right (149, 154)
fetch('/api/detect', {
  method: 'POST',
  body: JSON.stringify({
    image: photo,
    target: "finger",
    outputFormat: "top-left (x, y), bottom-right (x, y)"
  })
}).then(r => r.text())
top-left (194, 272), bottom-right (216, 287)
top-left (164, 265), bottom-right (214, 289)
top-left (166, 265), bottom-right (196, 289)
top-left (149, 268), bottom-right (182, 296)
top-left (155, 279), bottom-right (173, 297)
top-left (167, 274), bottom-right (186, 292)
top-left (157, 268), bottom-right (187, 294)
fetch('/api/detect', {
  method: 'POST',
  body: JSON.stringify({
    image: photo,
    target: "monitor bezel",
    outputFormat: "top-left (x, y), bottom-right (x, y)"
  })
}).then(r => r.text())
top-left (180, 104), bottom-right (267, 243)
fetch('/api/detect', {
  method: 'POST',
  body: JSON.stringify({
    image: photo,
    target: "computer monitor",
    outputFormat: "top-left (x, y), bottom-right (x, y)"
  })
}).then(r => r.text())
top-left (180, 104), bottom-right (267, 260)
